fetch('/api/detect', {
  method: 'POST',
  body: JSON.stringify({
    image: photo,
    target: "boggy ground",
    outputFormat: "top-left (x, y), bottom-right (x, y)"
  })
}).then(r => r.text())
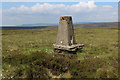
top-left (2, 28), bottom-right (118, 78)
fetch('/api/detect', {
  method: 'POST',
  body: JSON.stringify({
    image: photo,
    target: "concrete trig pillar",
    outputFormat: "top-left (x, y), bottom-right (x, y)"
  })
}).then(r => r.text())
top-left (53, 16), bottom-right (84, 52)
top-left (56, 16), bottom-right (75, 46)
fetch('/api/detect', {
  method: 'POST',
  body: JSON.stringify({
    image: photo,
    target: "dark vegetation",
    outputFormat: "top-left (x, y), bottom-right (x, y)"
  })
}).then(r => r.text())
top-left (74, 22), bottom-right (118, 28)
top-left (2, 28), bottom-right (118, 79)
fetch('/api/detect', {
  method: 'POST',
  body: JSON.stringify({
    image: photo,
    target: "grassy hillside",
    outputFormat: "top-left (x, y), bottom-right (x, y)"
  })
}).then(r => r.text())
top-left (2, 28), bottom-right (118, 78)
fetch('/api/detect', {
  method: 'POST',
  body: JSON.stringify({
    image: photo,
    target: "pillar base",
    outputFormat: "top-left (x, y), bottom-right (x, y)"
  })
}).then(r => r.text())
top-left (53, 44), bottom-right (84, 52)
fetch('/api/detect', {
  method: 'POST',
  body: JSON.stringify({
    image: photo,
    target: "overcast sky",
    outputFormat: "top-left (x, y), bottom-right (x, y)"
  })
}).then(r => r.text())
top-left (1, 1), bottom-right (118, 26)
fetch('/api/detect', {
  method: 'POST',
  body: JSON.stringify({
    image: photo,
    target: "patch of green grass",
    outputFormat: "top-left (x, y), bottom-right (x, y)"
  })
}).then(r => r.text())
top-left (2, 28), bottom-right (118, 78)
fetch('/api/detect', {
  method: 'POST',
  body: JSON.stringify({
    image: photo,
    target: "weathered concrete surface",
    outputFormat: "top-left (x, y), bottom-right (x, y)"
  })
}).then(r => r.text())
top-left (53, 44), bottom-right (84, 52)
top-left (53, 16), bottom-right (84, 52)
top-left (56, 16), bottom-right (76, 46)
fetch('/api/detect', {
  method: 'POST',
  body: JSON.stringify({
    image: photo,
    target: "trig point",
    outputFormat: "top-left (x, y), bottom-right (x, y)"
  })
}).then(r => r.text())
top-left (53, 16), bottom-right (84, 53)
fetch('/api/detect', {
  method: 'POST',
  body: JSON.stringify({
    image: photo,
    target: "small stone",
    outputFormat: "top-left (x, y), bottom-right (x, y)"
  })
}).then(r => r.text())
top-left (53, 55), bottom-right (54, 57)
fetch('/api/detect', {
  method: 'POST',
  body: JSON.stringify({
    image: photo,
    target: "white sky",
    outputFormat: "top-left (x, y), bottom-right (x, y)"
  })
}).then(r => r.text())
top-left (1, 0), bottom-right (119, 2)
top-left (1, 1), bottom-right (118, 26)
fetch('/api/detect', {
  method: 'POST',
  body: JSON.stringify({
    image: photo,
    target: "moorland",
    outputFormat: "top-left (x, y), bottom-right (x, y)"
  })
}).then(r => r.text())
top-left (2, 22), bottom-right (118, 78)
